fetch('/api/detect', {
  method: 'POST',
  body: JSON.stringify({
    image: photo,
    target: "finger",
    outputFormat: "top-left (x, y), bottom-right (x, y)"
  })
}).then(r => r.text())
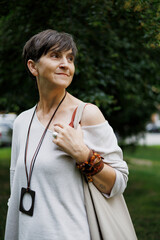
top-left (54, 123), bottom-right (65, 128)
top-left (53, 125), bottom-right (63, 133)
top-left (53, 131), bottom-right (58, 139)
top-left (52, 126), bottom-right (62, 140)
top-left (77, 124), bottom-right (83, 133)
top-left (77, 124), bottom-right (82, 130)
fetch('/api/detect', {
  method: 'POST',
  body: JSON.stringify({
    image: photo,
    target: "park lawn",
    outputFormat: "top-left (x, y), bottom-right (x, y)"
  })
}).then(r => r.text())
top-left (0, 147), bottom-right (11, 239)
top-left (0, 147), bottom-right (11, 162)
top-left (0, 146), bottom-right (160, 239)
top-left (123, 145), bottom-right (160, 162)
top-left (123, 145), bottom-right (160, 240)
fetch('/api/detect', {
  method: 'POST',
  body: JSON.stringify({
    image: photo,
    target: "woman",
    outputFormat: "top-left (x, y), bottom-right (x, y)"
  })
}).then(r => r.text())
top-left (5, 29), bottom-right (129, 240)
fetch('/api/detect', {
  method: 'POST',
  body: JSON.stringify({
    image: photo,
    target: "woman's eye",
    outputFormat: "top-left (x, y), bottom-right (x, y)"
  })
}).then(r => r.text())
top-left (68, 56), bottom-right (74, 62)
top-left (51, 53), bottom-right (59, 58)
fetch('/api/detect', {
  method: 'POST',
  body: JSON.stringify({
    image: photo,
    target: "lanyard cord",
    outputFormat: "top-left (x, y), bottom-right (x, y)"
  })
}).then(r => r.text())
top-left (24, 91), bottom-right (67, 190)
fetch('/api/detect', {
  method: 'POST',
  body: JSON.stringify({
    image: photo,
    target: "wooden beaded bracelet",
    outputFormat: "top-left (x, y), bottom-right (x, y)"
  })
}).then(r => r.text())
top-left (76, 150), bottom-right (104, 182)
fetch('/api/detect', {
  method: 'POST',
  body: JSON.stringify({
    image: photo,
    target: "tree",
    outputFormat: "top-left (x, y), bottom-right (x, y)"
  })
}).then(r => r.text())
top-left (0, 0), bottom-right (160, 139)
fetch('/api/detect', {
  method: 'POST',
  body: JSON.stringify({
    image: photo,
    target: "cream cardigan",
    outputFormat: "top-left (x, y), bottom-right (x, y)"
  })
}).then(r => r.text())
top-left (5, 105), bottom-right (128, 240)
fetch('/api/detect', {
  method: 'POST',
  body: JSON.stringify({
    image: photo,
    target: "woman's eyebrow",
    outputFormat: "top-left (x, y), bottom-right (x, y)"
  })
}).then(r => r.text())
top-left (67, 52), bottom-right (74, 57)
top-left (49, 49), bottom-right (74, 57)
top-left (49, 49), bottom-right (61, 53)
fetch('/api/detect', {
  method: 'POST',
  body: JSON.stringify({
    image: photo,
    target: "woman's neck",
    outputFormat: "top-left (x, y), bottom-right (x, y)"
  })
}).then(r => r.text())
top-left (37, 88), bottom-right (66, 115)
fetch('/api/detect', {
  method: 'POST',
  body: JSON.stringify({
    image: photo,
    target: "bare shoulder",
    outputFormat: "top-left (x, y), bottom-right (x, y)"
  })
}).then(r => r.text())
top-left (81, 103), bottom-right (106, 126)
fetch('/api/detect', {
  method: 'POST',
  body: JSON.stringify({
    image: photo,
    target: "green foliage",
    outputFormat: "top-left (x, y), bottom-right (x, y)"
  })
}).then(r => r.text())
top-left (0, 0), bottom-right (160, 138)
top-left (124, 0), bottom-right (160, 47)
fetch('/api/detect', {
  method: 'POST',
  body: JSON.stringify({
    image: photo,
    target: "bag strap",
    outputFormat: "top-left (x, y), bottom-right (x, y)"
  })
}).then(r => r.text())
top-left (73, 102), bottom-right (87, 129)
top-left (73, 103), bottom-right (104, 239)
top-left (82, 177), bottom-right (102, 240)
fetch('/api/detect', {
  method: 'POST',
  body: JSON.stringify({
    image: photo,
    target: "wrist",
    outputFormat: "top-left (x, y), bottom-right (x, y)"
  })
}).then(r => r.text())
top-left (74, 145), bottom-right (91, 164)
top-left (76, 151), bottom-right (104, 182)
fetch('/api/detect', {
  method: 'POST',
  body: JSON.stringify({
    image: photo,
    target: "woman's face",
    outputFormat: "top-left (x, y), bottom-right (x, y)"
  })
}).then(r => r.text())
top-left (34, 48), bottom-right (75, 89)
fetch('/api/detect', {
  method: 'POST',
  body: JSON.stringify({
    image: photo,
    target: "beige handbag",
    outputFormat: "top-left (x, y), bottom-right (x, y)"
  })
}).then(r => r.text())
top-left (73, 103), bottom-right (137, 240)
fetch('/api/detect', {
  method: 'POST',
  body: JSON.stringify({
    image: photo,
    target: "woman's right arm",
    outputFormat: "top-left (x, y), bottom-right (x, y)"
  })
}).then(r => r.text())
top-left (8, 121), bottom-right (19, 205)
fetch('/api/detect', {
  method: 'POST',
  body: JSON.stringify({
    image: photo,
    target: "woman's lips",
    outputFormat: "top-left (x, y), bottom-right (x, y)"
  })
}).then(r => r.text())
top-left (56, 73), bottom-right (69, 76)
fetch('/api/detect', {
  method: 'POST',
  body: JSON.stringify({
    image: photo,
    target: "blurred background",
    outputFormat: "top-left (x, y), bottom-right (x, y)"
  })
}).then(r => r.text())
top-left (0, 0), bottom-right (160, 239)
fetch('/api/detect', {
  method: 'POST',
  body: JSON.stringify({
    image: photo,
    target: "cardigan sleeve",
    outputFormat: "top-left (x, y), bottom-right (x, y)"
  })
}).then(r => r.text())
top-left (82, 121), bottom-right (129, 198)
top-left (8, 119), bottom-right (19, 206)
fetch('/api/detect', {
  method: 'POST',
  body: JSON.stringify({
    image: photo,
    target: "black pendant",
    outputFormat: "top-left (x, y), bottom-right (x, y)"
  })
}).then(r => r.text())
top-left (19, 187), bottom-right (35, 216)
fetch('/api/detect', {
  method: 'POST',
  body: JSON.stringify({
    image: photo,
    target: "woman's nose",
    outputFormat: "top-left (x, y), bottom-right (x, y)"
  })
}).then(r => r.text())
top-left (59, 57), bottom-right (68, 68)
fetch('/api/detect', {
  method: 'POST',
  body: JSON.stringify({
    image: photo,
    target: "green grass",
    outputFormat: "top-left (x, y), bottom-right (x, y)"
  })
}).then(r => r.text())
top-left (123, 145), bottom-right (160, 162)
top-left (123, 145), bottom-right (160, 240)
top-left (0, 147), bottom-right (10, 239)
top-left (0, 147), bottom-right (11, 161)
top-left (1, 146), bottom-right (160, 239)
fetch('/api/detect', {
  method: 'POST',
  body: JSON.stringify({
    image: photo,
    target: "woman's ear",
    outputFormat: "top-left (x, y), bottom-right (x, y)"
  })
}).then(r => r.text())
top-left (27, 59), bottom-right (38, 77)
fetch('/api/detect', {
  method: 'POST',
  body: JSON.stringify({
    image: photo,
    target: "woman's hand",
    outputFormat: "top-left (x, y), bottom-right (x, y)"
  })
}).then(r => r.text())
top-left (53, 123), bottom-right (90, 163)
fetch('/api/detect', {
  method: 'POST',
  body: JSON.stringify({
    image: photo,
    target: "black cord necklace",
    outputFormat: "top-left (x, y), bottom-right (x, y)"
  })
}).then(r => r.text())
top-left (19, 91), bottom-right (67, 216)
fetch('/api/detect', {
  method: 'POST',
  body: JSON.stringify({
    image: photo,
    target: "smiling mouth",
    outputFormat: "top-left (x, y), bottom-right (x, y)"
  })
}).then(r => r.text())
top-left (56, 73), bottom-right (69, 77)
